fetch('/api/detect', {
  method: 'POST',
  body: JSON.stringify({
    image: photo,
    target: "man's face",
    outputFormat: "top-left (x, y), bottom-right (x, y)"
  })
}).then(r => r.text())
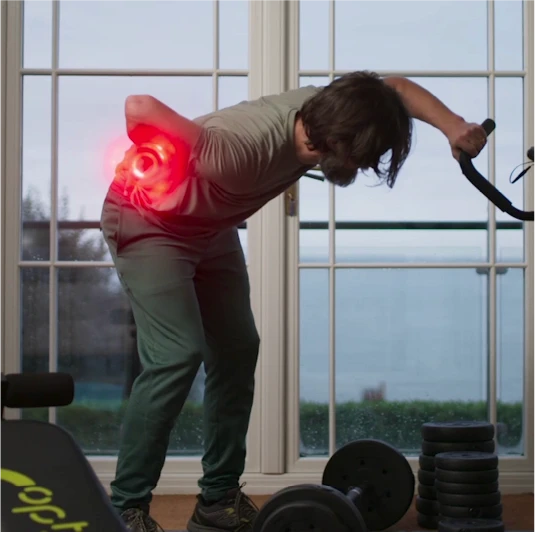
top-left (319, 152), bottom-right (360, 187)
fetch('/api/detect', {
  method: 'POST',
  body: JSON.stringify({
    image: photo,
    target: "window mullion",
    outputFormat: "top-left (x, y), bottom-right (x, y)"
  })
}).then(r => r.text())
top-left (487, 0), bottom-right (497, 431)
top-left (297, 70), bottom-right (526, 78)
top-left (0, 0), bottom-right (7, 372)
top-left (522, 0), bottom-right (534, 467)
top-left (244, 0), bottom-right (267, 476)
top-left (212, 0), bottom-right (219, 111)
top-left (48, 0), bottom-right (60, 426)
top-left (327, 0), bottom-right (336, 460)
top-left (2, 0), bottom-right (23, 391)
top-left (284, 0), bottom-right (301, 472)
top-left (258, 0), bottom-right (290, 475)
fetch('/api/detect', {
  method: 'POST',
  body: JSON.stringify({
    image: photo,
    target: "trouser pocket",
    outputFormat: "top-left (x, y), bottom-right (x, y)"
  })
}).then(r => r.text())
top-left (100, 194), bottom-right (125, 257)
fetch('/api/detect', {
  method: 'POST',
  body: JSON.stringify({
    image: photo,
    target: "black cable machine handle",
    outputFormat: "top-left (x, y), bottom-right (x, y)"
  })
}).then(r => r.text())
top-left (459, 119), bottom-right (533, 221)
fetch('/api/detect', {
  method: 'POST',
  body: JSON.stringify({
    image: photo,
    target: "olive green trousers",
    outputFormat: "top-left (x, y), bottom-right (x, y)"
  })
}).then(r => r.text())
top-left (100, 189), bottom-right (260, 511)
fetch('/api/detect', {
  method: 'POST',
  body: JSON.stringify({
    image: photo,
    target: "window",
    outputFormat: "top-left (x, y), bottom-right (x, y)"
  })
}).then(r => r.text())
top-left (3, 0), bottom-right (532, 493)
top-left (8, 0), bottom-right (251, 457)
top-left (288, 0), bottom-right (532, 469)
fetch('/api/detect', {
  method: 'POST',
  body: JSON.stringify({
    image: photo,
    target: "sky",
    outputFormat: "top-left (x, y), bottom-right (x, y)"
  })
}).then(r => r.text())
top-left (19, 0), bottom-right (529, 266)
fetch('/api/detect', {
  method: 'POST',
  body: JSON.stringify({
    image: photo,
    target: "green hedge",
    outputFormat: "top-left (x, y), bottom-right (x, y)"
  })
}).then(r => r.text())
top-left (300, 400), bottom-right (522, 454)
top-left (23, 400), bottom-right (522, 455)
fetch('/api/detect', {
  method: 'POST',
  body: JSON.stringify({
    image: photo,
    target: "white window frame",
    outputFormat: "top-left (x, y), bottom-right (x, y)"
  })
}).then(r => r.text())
top-left (1, 0), bottom-right (533, 495)
top-left (0, 0), bottom-right (7, 378)
top-left (280, 0), bottom-right (534, 491)
top-left (0, 0), bottom-right (275, 493)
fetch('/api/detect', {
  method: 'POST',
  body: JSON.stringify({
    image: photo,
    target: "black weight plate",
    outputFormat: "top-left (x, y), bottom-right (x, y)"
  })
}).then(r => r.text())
top-left (422, 421), bottom-right (494, 443)
top-left (435, 480), bottom-right (499, 495)
top-left (438, 518), bottom-right (505, 531)
top-left (435, 468), bottom-right (499, 484)
top-left (435, 452), bottom-right (498, 471)
top-left (418, 484), bottom-right (437, 500)
top-left (419, 454), bottom-right (436, 471)
top-left (416, 496), bottom-right (439, 515)
top-left (422, 440), bottom-right (495, 456)
top-left (322, 439), bottom-right (414, 531)
top-left (439, 503), bottom-right (503, 519)
top-left (417, 513), bottom-right (439, 530)
top-left (418, 469), bottom-right (435, 486)
top-left (253, 484), bottom-right (366, 532)
top-left (437, 491), bottom-right (501, 508)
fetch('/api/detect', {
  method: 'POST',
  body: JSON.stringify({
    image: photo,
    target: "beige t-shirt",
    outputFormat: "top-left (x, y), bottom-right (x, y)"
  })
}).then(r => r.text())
top-left (120, 85), bottom-right (320, 236)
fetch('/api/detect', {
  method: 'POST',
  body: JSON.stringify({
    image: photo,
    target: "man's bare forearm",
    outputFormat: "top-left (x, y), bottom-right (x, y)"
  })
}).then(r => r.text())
top-left (125, 95), bottom-right (203, 148)
top-left (384, 77), bottom-right (465, 136)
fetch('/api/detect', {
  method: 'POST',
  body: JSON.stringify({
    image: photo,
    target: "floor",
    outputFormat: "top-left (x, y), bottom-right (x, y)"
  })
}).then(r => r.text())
top-left (150, 493), bottom-right (534, 532)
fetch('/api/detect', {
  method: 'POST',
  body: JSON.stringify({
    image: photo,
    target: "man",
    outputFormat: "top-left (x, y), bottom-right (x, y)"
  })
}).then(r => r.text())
top-left (100, 71), bottom-right (487, 532)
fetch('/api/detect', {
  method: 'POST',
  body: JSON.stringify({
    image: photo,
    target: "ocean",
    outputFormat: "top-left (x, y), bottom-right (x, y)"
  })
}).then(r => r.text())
top-left (298, 246), bottom-right (525, 405)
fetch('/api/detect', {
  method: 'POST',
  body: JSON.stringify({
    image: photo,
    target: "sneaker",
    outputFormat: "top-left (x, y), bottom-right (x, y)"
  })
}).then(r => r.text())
top-left (120, 508), bottom-right (164, 532)
top-left (187, 484), bottom-right (259, 532)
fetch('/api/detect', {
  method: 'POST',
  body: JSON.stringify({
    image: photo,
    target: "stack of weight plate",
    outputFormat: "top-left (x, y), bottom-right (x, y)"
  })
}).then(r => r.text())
top-left (416, 451), bottom-right (439, 529)
top-left (435, 451), bottom-right (503, 531)
top-left (416, 421), bottom-right (497, 530)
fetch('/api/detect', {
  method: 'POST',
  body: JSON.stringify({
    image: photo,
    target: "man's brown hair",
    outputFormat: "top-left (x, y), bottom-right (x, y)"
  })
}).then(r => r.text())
top-left (300, 71), bottom-right (413, 188)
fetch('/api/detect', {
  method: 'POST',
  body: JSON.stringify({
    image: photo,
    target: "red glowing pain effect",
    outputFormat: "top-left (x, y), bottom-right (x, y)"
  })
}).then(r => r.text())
top-left (104, 136), bottom-right (175, 181)
top-left (104, 130), bottom-right (190, 210)
top-left (130, 139), bottom-right (175, 180)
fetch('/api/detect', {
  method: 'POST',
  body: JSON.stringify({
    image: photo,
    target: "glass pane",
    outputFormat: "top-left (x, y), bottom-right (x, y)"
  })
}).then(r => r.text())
top-left (497, 268), bottom-right (524, 456)
top-left (21, 268), bottom-right (50, 421)
top-left (22, 76), bottom-right (51, 261)
top-left (57, 76), bottom-right (213, 261)
top-left (335, 268), bottom-right (488, 453)
top-left (299, 0), bottom-right (330, 71)
top-left (21, 268), bottom-right (50, 373)
top-left (495, 0), bottom-right (523, 71)
top-left (58, 1), bottom-right (213, 69)
top-left (238, 226), bottom-right (248, 262)
top-left (299, 75), bottom-right (329, 90)
top-left (56, 267), bottom-right (204, 454)
top-left (335, 77), bottom-right (489, 263)
top-left (495, 77), bottom-right (524, 262)
top-left (219, 0), bottom-right (249, 70)
top-left (300, 228), bottom-right (329, 264)
top-left (23, 0), bottom-right (52, 68)
top-left (300, 269), bottom-right (329, 456)
top-left (334, 1), bottom-right (487, 71)
top-left (299, 179), bottom-right (330, 264)
top-left (299, 76), bottom-right (331, 264)
top-left (218, 76), bottom-right (248, 109)
top-left (336, 229), bottom-right (487, 263)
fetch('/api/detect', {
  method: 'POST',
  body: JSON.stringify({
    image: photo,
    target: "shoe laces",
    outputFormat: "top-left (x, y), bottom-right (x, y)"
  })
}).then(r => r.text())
top-left (233, 483), bottom-right (259, 526)
top-left (144, 514), bottom-right (164, 532)
top-left (121, 508), bottom-right (163, 532)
